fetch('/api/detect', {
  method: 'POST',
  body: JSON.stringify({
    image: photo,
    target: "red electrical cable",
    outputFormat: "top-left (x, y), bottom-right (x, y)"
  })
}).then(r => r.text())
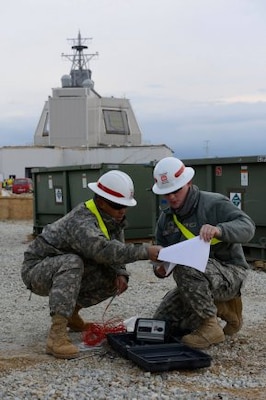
top-left (82, 294), bottom-right (127, 347)
top-left (83, 317), bottom-right (126, 346)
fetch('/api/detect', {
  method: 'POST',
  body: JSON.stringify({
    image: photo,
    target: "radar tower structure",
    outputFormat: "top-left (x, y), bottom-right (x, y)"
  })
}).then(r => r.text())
top-left (61, 31), bottom-right (98, 87)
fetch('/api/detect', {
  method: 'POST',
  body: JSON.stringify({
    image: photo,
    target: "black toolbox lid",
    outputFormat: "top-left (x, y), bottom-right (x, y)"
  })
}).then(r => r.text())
top-left (127, 342), bottom-right (212, 372)
top-left (107, 332), bottom-right (212, 372)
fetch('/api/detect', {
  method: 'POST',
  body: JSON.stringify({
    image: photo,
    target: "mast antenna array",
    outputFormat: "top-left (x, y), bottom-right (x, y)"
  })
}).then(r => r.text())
top-left (61, 31), bottom-right (98, 87)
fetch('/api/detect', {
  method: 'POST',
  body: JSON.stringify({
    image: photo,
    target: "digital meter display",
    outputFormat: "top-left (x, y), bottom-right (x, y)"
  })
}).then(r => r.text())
top-left (135, 319), bottom-right (166, 342)
top-left (138, 326), bottom-right (152, 333)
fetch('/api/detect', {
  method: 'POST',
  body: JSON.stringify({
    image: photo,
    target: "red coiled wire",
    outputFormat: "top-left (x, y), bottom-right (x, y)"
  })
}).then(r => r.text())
top-left (82, 294), bottom-right (126, 346)
top-left (83, 317), bottom-right (126, 346)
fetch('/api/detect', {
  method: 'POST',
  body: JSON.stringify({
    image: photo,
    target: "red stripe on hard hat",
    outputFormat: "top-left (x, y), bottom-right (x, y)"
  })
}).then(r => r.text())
top-left (174, 164), bottom-right (185, 177)
top-left (97, 182), bottom-right (124, 198)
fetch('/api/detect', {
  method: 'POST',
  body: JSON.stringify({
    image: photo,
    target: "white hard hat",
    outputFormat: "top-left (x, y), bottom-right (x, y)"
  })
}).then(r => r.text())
top-left (152, 157), bottom-right (195, 195)
top-left (88, 170), bottom-right (137, 207)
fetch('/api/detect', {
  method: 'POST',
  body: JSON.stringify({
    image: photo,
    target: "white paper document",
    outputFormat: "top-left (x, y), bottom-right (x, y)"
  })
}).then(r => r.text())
top-left (158, 236), bottom-right (210, 275)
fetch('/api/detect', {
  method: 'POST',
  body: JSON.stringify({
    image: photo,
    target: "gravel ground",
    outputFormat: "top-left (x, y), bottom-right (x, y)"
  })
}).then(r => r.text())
top-left (0, 220), bottom-right (265, 400)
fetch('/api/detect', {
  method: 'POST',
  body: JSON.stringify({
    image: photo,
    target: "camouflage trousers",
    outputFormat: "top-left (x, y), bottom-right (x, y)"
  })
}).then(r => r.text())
top-left (153, 258), bottom-right (248, 332)
top-left (21, 254), bottom-right (118, 318)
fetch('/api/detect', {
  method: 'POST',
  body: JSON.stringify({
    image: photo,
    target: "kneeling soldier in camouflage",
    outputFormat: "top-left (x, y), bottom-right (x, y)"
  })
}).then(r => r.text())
top-left (152, 157), bottom-right (255, 349)
top-left (22, 170), bottom-right (161, 359)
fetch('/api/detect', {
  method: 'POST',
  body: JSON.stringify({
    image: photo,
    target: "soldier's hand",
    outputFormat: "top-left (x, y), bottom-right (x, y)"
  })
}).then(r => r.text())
top-left (154, 263), bottom-right (167, 278)
top-left (115, 275), bottom-right (128, 295)
top-left (200, 224), bottom-right (222, 242)
top-left (148, 245), bottom-right (163, 262)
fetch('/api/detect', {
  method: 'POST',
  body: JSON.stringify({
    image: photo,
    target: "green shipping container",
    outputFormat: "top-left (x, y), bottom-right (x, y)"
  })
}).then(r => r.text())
top-left (183, 155), bottom-right (266, 260)
top-left (32, 155), bottom-right (266, 260)
top-left (32, 163), bottom-right (156, 241)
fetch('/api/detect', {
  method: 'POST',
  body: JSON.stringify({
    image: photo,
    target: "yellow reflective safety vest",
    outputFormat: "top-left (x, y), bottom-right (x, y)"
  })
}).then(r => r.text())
top-left (173, 215), bottom-right (221, 245)
top-left (85, 199), bottom-right (110, 240)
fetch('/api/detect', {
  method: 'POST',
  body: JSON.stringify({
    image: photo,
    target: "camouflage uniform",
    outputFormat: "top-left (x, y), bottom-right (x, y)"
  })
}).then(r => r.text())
top-left (21, 202), bottom-right (150, 318)
top-left (153, 185), bottom-right (255, 332)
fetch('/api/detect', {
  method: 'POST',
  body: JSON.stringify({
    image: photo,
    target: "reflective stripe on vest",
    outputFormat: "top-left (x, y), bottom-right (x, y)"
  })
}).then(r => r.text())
top-left (85, 199), bottom-right (110, 240)
top-left (173, 214), bottom-right (221, 245)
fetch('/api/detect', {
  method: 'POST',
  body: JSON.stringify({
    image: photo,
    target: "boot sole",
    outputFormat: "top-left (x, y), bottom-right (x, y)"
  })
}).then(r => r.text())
top-left (46, 346), bottom-right (80, 359)
top-left (182, 333), bottom-right (225, 349)
top-left (223, 320), bottom-right (243, 335)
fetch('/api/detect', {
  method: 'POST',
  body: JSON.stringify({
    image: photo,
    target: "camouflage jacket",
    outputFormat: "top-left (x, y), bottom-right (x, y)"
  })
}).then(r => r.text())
top-left (156, 185), bottom-right (255, 269)
top-left (23, 202), bottom-right (150, 276)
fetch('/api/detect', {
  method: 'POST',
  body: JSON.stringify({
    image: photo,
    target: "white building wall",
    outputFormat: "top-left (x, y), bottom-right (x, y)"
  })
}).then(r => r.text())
top-left (0, 147), bottom-right (64, 179)
top-left (97, 97), bottom-right (142, 146)
top-left (50, 97), bottom-right (87, 147)
top-left (0, 145), bottom-right (173, 179)
top-left (34, 88), bottom-right (142, 148)
top-left (62, 145), bottom-right (173, 165)
top-left (34, 101), bottom-right (49, 146)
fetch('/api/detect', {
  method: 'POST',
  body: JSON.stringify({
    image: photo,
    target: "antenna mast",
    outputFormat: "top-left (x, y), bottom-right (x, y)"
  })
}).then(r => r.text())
top-left (61, 31), bottom-right (98, 87)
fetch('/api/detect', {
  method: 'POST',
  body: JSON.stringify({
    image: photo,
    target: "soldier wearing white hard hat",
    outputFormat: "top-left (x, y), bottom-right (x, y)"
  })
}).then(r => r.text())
top-left (151, 157), bottom-right (255, 349)
top-left (21, 170), bottom-right (162, 359)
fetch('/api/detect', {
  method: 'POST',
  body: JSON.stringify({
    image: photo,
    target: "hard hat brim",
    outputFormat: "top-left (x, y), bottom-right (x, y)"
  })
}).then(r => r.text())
top-left (152, 167), bottom-right (195, 195)
top-left (88, 182), bottom-right (137, 206)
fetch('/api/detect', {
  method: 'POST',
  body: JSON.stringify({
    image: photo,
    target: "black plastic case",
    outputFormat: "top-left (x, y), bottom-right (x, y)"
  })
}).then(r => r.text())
top-left (107, 331), bottom-right (212, 372)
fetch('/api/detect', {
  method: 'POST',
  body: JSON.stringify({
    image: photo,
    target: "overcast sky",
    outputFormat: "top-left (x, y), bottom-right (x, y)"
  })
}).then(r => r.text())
top-left (1, 0), bottom-right (266, 159)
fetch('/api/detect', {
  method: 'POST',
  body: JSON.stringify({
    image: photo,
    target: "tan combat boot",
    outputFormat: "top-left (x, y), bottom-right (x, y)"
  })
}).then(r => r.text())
top-left (215, 296), bottom-right (243, 335)
top-left (182, 316), bottom-right (225, 349)
top-left (67, 305), bottom-right (92, 332)
top-left (46, 314), bottom-right (79, 359)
